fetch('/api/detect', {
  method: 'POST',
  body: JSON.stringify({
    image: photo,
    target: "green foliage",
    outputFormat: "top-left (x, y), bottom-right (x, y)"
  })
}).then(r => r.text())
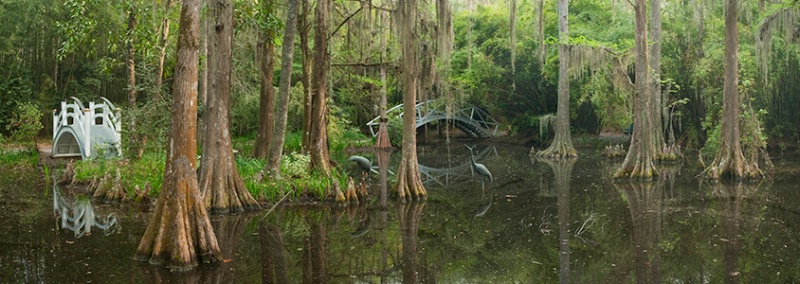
top-left (388, 114), bottom-right (404, 147)
top-left (72, 152), bottom-right (164, 195)
top-left (238, 151), bottom-right (347, 201)
top-left (328, 104), bottom-right (373, 152)
top-left (123, 99), bottom-right (170, 159)
top-left (6, 102), bottom-right (44, 145)
top-left (0, 148), bottom-right (39, 167)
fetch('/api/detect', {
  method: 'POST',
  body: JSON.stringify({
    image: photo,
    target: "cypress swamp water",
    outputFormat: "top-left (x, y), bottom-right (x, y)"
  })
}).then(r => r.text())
top-left (2, 143), bottom-right (800, 283)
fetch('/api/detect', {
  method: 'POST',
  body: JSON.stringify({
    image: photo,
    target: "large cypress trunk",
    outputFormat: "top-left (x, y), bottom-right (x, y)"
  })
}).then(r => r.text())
top-left (394, 0), bottom-right (426, 201)
top-left (135, 0), bottom-right (221, 270)
top-left (536, 0), bottom-right (576, 159)
top-left (614, 0), bottom-right (656, 179)
top-left (701, 0), bottom-right (762, 180)
top-left (197, 0), bottom-right (259, 214)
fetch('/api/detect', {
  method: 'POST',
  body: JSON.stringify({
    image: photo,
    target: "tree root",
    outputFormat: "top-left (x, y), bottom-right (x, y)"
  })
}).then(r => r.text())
top-left (535, 141), bottom-right (578, 160)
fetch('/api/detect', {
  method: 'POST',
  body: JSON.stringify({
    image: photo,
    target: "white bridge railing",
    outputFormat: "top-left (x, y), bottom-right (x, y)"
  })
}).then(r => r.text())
top-left (366, 100), bottom-right (501, 138)
top-left (52, 97), bottom-right (122, 159)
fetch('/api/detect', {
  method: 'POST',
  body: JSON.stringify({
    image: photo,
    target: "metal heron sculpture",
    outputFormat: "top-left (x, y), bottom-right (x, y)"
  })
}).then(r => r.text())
top-left (348, 155), bottom-right (395, 176)
top-left (465, 145), bottom-right (493, 191)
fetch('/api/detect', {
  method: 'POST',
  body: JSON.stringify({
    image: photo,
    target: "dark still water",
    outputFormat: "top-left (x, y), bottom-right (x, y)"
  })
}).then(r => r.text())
top-left (2, 143), bottom-right (800, 283)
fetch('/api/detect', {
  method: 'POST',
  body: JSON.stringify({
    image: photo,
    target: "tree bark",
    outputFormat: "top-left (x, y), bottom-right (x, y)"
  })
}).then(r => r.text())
top-left (254, 0), bottom-right (277, 159)
top-left (135, 0), bottom-right (221, 270)
top-left (394, 0), bottom-right (427, 202)
top-left (701, 0), bottom-right (762, 180)
top-left (537, 0), bottom-right (545, 65)
top-left (300, 0), bottom-right (313, 152)
top-left (374, 9), bottom-right (391, 149)
top-left (126, 7), bottom-right (137, 108)
top-left (509, 0), bottom-right (517, 92)
top-left (198, 0), bottom-right (260, 214)
top-left (125, 5), bottom-right (141, 158)
top-left (536, 0), bottom-right (577, 159)
top-left (200, 6), bottom-right (209, 107)
top-left (614, 0), bottom-right (656, 179)
top-left (265, 0), bottom-right (300, 177)
top-left (650, 0), bottom-right (673, 161)
top-left (154, 0), bottom-right (175, 102)
top-left (308, 0), bottom-right (332, 176)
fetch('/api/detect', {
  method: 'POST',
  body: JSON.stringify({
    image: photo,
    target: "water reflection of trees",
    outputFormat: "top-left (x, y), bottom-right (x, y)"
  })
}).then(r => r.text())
top-left (537, 157), bottom-right (576, 284)
top-left (137, 213), bottom-right (255, 282)
top-left (616, 181), bottom-right (664, 283)
top-left (399, 202), bottom-right (430, 283)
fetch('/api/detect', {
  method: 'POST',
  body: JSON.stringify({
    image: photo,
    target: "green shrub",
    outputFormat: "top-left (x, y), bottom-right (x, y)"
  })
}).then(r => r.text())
top-left (6, 102), bottom-right (43, 145)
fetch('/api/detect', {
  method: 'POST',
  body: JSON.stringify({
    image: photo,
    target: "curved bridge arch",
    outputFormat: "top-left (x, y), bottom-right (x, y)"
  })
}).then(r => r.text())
top-left (52, 97), bottom-right (122, 159)
top-left (367, 101), bottom-right (501, 138)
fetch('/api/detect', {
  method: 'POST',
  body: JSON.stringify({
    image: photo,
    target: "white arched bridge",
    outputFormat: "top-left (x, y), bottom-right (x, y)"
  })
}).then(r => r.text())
top-left (52, 97), bottom-right (122, 159)
top-left (366, 101), bottom-right (501, 138)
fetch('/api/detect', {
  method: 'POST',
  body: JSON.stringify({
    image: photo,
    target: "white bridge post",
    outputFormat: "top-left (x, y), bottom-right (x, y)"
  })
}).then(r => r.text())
top-left (84, 103), bottom-right (93, 159)
top-left (52, 109), bottom-right (57, 139)
top-left (115, 107), bottom-right (122, 156)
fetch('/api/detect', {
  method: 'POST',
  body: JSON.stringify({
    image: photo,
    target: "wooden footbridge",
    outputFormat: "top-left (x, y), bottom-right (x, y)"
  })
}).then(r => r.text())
top-left (366, 101), bottom-right (501, 138)
top-left (52, 97), bottom-right (122, 159)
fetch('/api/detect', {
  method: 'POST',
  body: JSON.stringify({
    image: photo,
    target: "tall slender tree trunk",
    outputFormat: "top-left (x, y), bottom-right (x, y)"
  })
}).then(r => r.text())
top-left (135, 0), bottom-right (221, 270)
top-left (614, 0), bottom-right (657, 179)
top-left (265, 0), bottom-right (300, 177)
top-left (309, 0), bottom-right (332, 176)
top-left (537, 0), bottom-right (545, 65)
top-left (509, 0), bottom-right (517, 92)
top-left (436, 0), bottom-right (455, 143)
top-left (154, 0), bottom-right (175, 102)
top-left (198, 0), bottom-right (259, 214)
top-left (374, 9), bottom-right (391, 149)
top-left (702, 0), bottom-right (762, 180)
top-left (254, 0), bottom-right (277, 159)
top-left (536, 0), bottom-right (577, 159)
top-left (300, 0), bottom-right (313, 152)
top-left (394, 0), bottom-right (426, 201)
top-left (126, 6), bottom-right (141, 158)
top-left (200, 6), bottom-right (209, 106)
top-left (126, 7), bottom-right (137, 108)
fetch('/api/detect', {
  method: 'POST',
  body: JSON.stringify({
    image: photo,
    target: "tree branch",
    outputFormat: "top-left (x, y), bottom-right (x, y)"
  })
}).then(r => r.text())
top-left (331, 6), bottom-right (363, 38)
top-left (332, 61), bottom-right (398, 68)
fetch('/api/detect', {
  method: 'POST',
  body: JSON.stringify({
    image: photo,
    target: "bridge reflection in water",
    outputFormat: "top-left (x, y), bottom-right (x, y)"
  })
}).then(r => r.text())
top-left (53, 185), bottom-right (119, 238)
top-left (419, 145), bottom-right (497, 188)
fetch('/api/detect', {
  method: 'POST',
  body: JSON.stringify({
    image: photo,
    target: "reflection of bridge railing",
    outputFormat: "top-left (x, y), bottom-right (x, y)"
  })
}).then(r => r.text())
top-left (366, 101), bottom-right (501, 138)
top-left (52, 97), bottom-right (122, 159)
top-left (419, 146), bottom-right (496, 188)
top-left (53, 185), bottom-right (119, 238)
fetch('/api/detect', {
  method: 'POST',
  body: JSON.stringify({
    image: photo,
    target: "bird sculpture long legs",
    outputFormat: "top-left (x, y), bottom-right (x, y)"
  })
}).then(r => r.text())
top-left (465, 145), bottom-right (493, 194)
